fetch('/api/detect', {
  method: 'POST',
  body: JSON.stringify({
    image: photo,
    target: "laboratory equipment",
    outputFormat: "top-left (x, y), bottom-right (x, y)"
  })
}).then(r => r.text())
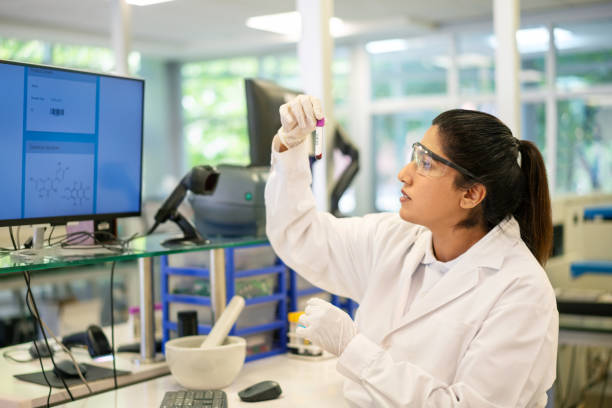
top-left (244, 78), bottom-right (360, 217)
top-left (189, 164), bottom-right (268, 237)
top-left (148, 165), bottom-right (219, 246)
top-left (245, 78), bottom-right (300, 166)
top-left (53, 360), bottom-right (88, 379)
top-left (29, 340), bottom-right (54, 359)
top-left (315, 118), bottom-right (325, 160)
top-left (164, 335), bottom-right (246, 389)
top-left (160, 390), bottom-right (227, 408)
top-left (286, 311), bottom-right (322, 357)
top-left (0, 59), bottom-right (144, 228)
top-left (62, 324), bottom-right (111, 358)
top-left (238, 380), bottom-right (282, 402)
top-left (177, 311), bottom-right (198, 337)
top-left (200, 295), bottom-right (245, 348)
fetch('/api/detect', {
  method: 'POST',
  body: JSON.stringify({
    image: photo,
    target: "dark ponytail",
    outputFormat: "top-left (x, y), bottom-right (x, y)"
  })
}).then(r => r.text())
top-left (432, 109), bottom-right (553, 266)
top-left (513, 140), bottom-right (553, 265)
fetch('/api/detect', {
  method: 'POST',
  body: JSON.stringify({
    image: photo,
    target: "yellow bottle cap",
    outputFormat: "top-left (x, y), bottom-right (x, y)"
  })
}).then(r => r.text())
top-left (288, 311), bottom-right (304, 323)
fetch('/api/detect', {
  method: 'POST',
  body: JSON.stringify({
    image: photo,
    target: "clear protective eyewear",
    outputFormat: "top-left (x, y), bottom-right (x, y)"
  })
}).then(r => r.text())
top-left (410, 142), bottom-right (480, 180)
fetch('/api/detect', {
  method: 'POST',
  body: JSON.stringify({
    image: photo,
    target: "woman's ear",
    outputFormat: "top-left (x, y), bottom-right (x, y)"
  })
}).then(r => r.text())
top-left (460, 183), bottom-right (486, 209)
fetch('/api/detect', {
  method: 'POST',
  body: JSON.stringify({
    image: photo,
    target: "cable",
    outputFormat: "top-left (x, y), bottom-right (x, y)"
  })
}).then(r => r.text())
top-left (110, 260), bottom-right (118, 389)
top-left (48, 226), bottom-right (55, 248)
top-left (3, 348), bottom-right (35, 363)
top-left (23, 271), bottom-right (92, 394)
top-left (16, 226), bottom-right (21, 250)
top-left (9, 226), bottom-right (17, 250)
top-left (23, 271), bottom-right (75, 401)
top-left (23, 272), bottom-right (58, 407)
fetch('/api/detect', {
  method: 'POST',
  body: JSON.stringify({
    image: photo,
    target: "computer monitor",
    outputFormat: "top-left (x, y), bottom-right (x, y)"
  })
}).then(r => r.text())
top-left (245, 78), bottom-right (300, 167)
top-left (244, 77), bottom-right (360, 217)
top-left (0, 59), bottom-right (144, 227)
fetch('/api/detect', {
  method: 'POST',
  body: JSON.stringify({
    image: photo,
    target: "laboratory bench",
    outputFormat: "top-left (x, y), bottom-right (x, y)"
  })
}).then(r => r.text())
top-left (0, 322), bottom-right (345, 407)
top-left (55, 354), bottom-right (345, 408)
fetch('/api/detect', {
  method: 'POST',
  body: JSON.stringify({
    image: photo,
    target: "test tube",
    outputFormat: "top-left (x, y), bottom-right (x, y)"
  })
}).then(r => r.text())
top-left (315, 118), bottom-right (325, 160)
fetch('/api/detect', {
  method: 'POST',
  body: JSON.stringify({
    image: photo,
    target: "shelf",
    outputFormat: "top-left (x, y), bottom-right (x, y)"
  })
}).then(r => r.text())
top-left (296, 287), bottom-right (325, 297)
top-left (163, 266), bottom-right (210, 277)
top-left (244, 294), bottom-right (284, 305)
top-left (234, 320), bottom-right (286, 336)
top-left (161, 244), bottom-right (288, 362)
top-left (0, 233), bottom-right (268, 274)
top-left (165, 294), bottom-right (212, 306)
top-left (235, 265), bottom-right (285, 278)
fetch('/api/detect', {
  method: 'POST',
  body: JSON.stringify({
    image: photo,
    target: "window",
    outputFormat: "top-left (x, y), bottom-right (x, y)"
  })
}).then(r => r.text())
top-left (522, 102), bottom-right (547, 155)
top-left (556, 97), bottom-right (612, 194)
top-left (556, 19), bottom-right (612, 91)
top-left (458, 31), bottom-right (495, 95)
top-left (372, 110), bottom-right (440, 212)
top-left (369, 36), bottom-right (448, 99)
top-left (0, 38), bottom-right (45, 63)
top-left (182, 58), bottom-right (258, 168)
top-left (182, 50), bottom-right (352, 170)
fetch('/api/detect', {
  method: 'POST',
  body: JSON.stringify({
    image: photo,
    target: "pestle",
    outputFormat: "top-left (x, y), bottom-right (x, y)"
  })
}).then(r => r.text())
top-left (200, 295), bottom-right (245, 349)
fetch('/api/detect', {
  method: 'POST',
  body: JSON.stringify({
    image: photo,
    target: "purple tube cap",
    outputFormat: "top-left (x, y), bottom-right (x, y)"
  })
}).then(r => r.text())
top-left (316, 118), bottom-right (325, 127)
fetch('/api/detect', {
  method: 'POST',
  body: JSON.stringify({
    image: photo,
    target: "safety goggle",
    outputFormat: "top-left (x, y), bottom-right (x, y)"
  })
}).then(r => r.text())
top-left (410, 142), bottom-right (480, 180)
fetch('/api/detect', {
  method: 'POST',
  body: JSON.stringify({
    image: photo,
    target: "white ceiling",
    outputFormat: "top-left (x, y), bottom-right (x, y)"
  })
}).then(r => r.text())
top-left (0, 0), bottom-right (610, 60)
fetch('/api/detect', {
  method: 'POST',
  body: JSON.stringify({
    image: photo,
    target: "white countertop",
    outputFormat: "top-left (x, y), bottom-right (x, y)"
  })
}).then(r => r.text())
top-left (57, 354), bottom-right (347, 408)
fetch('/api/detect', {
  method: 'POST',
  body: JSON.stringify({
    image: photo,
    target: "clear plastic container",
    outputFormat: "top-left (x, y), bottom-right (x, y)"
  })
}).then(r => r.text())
top-left (169, 301), bottom-right (278, 329)
top-left (286, 311), bottom-right (322, 356)
top-left (169, 273), bottom-right (278, 299)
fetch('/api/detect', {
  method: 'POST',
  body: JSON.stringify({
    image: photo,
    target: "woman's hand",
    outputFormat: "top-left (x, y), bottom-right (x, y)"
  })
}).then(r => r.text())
top-left (296, 297), bottom-right (357, 356)
top-left (277, 95), bottom-right (324, 149)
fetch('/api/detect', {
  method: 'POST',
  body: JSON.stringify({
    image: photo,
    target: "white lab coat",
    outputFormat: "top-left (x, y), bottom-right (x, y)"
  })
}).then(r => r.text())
top-left (265, 138), bottom-right (558, 408)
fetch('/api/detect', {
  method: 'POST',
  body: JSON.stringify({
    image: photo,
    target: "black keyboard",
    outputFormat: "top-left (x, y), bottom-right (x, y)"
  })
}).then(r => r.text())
top-left (160, 390), bottom-right (227, 408)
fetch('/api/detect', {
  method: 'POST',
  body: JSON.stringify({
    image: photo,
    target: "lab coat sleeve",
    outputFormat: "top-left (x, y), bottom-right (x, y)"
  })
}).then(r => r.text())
top-left (265, 136), bottom-right (386, 301)
top-left (337, 300), bottom-right (558, 407)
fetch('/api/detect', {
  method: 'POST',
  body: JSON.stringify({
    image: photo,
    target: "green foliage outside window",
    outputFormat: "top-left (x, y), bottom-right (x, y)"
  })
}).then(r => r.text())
top-left (557, 99), bottom-right (612, 194)
top-left (182, 58), bottom-right (258, 167)
top-left (0, 38), bottom-right (45, 63)
top-left (51, 44), bottom-right (115, 72)
top-left (182, 51), bottom-right (349, 169)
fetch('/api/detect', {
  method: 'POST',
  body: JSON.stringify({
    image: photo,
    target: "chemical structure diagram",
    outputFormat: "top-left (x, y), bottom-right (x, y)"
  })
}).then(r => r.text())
top-left (29, 162), bottom-right (69, 198)
top-left (62, 181), bottom-right (91, 206)
top-left (30, 161), bottom-right (92, 207)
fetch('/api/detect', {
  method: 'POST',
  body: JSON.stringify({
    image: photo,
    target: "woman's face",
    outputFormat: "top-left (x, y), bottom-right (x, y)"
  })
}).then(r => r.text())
top-left (397, 125), bottom-right (467, 231)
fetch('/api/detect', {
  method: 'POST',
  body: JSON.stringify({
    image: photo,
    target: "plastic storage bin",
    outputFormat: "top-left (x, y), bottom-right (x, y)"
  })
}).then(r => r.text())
top-left (169, 300), bottom-right (278, 329)
top-left (161, 243), bottom-right (287, 362)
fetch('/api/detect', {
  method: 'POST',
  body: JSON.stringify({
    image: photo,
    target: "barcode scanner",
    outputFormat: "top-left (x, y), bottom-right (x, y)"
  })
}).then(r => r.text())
top-left (62, 324), bottom-right (112, 357)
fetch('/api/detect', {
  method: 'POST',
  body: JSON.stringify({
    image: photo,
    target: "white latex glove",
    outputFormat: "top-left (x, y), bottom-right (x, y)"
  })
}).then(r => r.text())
top-left (277, 95), bottom-right (324, 149)
top-left (296, 297), bottom-right (357, 357)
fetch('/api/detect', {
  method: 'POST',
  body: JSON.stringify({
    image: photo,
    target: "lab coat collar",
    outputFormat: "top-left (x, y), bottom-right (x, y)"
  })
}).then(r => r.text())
top-left (384, 216), bottom-right (521, 337)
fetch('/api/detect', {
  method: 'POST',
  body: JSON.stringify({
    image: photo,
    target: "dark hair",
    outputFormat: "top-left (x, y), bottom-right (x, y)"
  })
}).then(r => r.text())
top-left (432, 109), bottom-right (553, 266)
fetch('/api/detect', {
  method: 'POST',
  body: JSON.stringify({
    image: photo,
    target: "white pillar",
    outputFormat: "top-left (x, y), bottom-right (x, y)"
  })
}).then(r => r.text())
top-left (493, 0), bottom-right (520, 137)
top-left (111, 0), bottom-right (131, 75)
top-left (545, 22), bottom-right (557, 193)
top-left (296, 0), bottom-right (334, 212)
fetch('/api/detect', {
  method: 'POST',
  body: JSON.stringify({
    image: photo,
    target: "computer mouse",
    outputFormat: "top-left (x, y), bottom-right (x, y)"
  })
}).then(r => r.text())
top-left (53, 359), bottom-right (88, 379)
top-left (238, 380), bottom-right (282, 402)
top-left (29, 340), bottom-right (54, 359)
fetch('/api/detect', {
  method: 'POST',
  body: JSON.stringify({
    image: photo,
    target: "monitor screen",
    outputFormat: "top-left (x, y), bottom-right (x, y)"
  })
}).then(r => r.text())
top-left (0, 59), bottom-right (144, 227)
top-left (245, 78), bottom-right (299, 166)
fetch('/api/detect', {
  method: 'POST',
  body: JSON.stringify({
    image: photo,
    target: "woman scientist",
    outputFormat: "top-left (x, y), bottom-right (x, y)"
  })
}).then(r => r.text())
top-left (265, 95), bottom-right (558, 407)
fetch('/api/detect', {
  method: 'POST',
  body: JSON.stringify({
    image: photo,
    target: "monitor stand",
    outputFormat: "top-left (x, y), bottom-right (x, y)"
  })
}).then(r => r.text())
top-left (32, 226), bottom-right (47, 250)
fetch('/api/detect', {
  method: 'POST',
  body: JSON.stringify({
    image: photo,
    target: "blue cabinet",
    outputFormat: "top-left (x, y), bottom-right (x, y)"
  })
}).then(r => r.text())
top-left (161, 243), bottom-right (287, 362)
top-left (287, 268), bottom-right (357, 318)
